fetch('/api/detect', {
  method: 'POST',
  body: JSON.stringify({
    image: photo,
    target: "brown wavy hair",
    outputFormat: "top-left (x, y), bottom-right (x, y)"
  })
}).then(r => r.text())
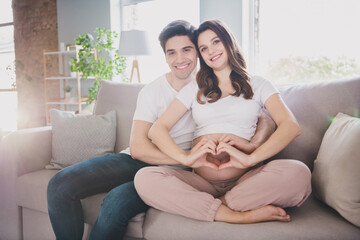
top-left (195, 20), bottom-right (253, 104)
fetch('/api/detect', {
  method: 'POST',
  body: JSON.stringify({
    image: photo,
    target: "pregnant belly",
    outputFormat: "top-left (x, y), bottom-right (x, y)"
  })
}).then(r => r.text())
top-left (192, 134), bottom-right (249, 181)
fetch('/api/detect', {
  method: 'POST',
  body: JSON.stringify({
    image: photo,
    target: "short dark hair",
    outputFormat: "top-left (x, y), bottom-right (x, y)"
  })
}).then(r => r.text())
top-left (158, 20), bottom-right (196, 53)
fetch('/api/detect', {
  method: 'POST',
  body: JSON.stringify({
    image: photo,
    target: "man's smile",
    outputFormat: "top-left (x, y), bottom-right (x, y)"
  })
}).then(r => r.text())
top-left (175, 63), bottom-right (191, 70)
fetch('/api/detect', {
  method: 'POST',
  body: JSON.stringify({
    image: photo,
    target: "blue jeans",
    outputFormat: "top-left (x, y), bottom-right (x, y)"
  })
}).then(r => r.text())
top-left (47, 153), bottom-right (151, 240)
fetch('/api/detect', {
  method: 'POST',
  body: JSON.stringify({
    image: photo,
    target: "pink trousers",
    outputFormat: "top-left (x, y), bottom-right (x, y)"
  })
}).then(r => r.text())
top-left (134, 159), bottom-right (312, 222)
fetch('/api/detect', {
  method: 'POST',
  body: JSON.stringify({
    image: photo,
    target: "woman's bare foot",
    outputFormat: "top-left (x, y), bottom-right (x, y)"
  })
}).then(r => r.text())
top-left (215, 204), bottom-right (290, 224)
top-left (245, 205), bottom-right (290, 223)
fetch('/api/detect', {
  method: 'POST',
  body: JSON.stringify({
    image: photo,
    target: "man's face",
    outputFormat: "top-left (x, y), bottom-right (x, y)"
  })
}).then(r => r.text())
top-left (165, 35), bottom-right (197, 80)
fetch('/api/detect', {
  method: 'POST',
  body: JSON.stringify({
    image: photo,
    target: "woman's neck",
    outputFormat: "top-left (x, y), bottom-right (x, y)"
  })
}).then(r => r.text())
top-left (214, 66), bottom-right (233, 90)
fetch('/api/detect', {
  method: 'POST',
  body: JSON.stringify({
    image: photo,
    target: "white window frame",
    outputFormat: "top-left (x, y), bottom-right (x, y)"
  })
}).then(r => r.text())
top-left (243, 0), bottom-right (360, 83)
top-left (242, 0), bottom-right (258, 75)
top-left (0, 19), bottom-right (17, 132)
top-left (0, 22), bottom-right (16, 92)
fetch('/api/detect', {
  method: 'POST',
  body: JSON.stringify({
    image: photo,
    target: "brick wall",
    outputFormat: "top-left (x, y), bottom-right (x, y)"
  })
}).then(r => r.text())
top-left (13, 0), bottom-right (59, 129)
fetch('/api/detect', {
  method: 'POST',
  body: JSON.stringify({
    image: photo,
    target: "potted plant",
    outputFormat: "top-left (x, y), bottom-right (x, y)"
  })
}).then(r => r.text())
top-left (70, 64), bottom-right (77, 78)
top-left (70, 28), bottom-right (127, 104)
top-left (64, 85), bottom-right (72, 99)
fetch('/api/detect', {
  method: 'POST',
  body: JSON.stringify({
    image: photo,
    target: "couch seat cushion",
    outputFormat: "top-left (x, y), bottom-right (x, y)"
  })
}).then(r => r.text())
top-left (16, 169), bottom-right (108, 224)
top-left (15, 169), bottom-right (145, 238)
top-left (16, 169), bottom-right (58, 213)
top-left (142, 195), bottom-right (360, 240)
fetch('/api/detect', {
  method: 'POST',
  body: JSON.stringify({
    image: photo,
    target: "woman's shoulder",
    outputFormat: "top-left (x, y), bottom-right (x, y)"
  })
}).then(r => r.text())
top-left (250, 75), bottom-right (270, 86)
top-left (250, 75), bottom-right (277, 91)
top-left (249, 75), bottom-right (279, 103)
top-left (176, 80), bottom-right (198, 108)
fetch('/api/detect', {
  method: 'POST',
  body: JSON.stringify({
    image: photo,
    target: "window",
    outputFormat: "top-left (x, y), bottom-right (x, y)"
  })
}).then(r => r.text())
top-left (249, 0), bottom-right (360, 84)
top-left (120, 0), bottom-right (200, 82)
top-left (0, 0), bottom-right (17, 132)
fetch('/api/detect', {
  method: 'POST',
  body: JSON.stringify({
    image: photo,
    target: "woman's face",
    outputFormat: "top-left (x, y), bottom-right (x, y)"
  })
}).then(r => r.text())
top-left (197, 29), bottom-right (229, 72)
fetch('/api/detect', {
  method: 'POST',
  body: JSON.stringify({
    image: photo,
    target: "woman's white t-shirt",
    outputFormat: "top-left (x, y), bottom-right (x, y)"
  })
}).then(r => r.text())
top-left (176, 76), bottom-right (279, 141)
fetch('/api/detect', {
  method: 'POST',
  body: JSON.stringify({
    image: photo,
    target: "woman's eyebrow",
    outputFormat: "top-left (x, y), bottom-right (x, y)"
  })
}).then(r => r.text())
top-left (198, 36), bottom-right (219, 49)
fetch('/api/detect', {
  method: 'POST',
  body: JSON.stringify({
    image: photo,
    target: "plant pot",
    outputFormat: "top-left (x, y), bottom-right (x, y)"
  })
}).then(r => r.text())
top-left (70, 71), bottom-right (77, 78)
top-left (65, 92), bottom-right (71, 99)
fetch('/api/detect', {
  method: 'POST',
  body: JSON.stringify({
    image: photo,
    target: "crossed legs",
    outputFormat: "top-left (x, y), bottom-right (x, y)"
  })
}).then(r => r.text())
top-left (134, 159), bottom-right (311, 223)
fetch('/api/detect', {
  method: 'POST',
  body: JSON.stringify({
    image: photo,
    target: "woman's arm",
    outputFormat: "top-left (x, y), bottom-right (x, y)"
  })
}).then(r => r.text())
top-left (130, 120), bottom-right (180, 165)
top-left (148, 99), bottom-right (188, 163)
top-left (218, 93), bottom-right (301, 169)
top-left (250, 93), bottom-right (301, 162)
top-left (149, 98), bottom-right (216, 166)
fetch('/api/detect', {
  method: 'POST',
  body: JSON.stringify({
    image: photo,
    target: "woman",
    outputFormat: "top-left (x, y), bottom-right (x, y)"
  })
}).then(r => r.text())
top-left (134, 20), bottom-right (311, 223)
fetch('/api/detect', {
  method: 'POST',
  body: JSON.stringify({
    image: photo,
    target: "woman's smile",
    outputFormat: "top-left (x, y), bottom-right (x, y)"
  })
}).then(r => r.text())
top-left (210, 53), bottom-right (222, 62)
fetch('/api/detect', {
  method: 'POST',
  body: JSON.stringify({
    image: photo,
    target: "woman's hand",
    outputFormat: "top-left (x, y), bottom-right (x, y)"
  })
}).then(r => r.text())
top-left (218, 134), bottom-right (257, 154)
top-left (216, 142), bottom-right (257, 170)
top-left (184, 136), bottom-right (218, 169)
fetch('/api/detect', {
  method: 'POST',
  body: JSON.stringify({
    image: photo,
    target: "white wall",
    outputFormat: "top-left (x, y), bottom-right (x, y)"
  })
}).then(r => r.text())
top-left (200, 0), bottom-right (243, 45)
top-left (57, 0), bottom-right (112, 45)
top-left (57, 0), bottom-right (244, 46)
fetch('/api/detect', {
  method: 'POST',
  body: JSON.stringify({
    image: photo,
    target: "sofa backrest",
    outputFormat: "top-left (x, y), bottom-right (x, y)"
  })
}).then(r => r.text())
top-left (274, 77), bottom-right (360, 170)
top-left (94, 80), bottom-right (145, 153)
top-left (94, 77), bottom-right (360, 170)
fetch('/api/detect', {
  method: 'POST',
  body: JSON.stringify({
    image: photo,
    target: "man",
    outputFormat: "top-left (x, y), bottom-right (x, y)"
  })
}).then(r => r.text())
top-left (47, 20), bottom-right (274, 240)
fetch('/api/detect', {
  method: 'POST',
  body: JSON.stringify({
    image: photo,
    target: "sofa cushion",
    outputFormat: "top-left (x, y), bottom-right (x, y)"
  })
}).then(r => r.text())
top-left (312, 112), bottom-right (360, 227)
top-left (15, 169), bottom-right (145, 238)
top-left (48, 109), bottom-right (117, 169)
top-left (142, 195), bottom-right (360, 240)
top-left (16, 170), bottom-right (58, 213)
top-left (274, 77), bottom-right (360, 170)
top-left (94, 80), bottom-right (145, 153)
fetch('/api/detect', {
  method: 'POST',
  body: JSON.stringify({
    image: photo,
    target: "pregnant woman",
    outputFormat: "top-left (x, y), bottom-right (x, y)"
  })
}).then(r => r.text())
top-left (134, 20), bottom-right (311, 223)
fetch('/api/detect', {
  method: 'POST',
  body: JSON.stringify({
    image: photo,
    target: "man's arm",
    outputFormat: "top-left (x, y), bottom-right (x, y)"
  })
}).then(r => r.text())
top-left (129, 120), bottom-right (179, 165)
top-left (219, 111), bottom-right (275, 154)
top-left (250, 111), bottom-right (276, 149)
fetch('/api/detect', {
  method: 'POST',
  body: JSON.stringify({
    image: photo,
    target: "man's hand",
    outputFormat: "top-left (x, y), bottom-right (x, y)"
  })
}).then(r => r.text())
top-left (218, 134), bottom-right (256, 154)
top-left (216, 142), bottom-right (257, 170)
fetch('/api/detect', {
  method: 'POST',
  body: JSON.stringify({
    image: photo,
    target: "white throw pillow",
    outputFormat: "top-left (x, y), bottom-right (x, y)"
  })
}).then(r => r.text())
top-left (312, 112), bottom-right (360, 227)
top-left (46, 109), bottom-right (117, 169)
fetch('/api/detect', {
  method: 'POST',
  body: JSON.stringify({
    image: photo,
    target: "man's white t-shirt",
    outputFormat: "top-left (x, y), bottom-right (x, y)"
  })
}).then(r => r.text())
top-left (122, 74), bottom-right (196, 155)
top-left (176, 75), bottom-right (279, 141)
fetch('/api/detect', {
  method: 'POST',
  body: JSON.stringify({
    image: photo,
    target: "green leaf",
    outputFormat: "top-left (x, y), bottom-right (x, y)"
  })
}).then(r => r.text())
top-left (70, 28), bottom-right (127, 103)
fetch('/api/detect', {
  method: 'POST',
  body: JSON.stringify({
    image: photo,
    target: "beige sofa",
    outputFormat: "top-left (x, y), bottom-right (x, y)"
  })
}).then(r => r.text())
top-left (1, 78), bottom-right (360, 240)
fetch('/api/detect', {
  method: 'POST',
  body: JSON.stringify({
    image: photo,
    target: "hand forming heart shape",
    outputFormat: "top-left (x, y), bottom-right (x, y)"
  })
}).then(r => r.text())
top-left (205, 151), bottom-right (230, 167)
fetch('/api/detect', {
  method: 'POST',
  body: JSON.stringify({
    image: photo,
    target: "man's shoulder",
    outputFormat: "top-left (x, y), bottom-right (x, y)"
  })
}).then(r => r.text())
top-left (140, 74), bottom-right (167, 94)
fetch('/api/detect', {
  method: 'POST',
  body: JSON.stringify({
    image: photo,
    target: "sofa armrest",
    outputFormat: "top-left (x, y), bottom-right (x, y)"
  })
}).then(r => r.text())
top-left (0, 127), bottom-right (52, 240)
top-left (0, 126), bottom-right (52, 240)
top-left (1, 126), bottom-right (52, 177)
